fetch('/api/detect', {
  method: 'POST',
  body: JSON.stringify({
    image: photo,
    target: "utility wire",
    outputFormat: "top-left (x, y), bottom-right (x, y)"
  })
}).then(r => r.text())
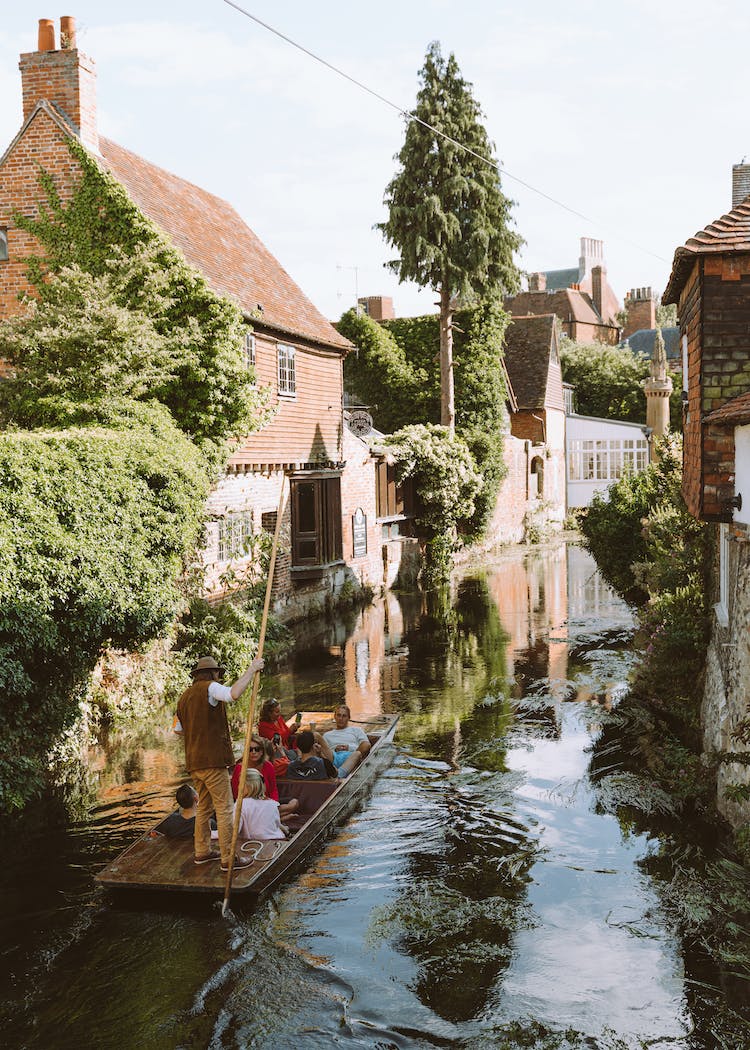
top-left (221, 0), bottom-right (668, 264)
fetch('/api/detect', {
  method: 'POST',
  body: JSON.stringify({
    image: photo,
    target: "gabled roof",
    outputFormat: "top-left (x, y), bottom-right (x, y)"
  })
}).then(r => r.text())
top-left (663, 196), bottom-right (750, 305)
top-left (99, 138), bottom-right (351, 352)
top-left (503, 314), bottom-right (561, 410)
top-left (623, 327), bottom-right (680, 360)
top-left (704, 390), bottom-right (750, 426)
top-left (506, 287), bottom-right (610, 328)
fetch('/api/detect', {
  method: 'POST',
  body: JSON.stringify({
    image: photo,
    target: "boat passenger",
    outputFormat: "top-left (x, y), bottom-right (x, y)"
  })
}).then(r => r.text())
top-left (258, 698), bottom-right (298, 759)
top-left (235, 769), bottom-right (286, 840)
top-left (158, 784), bottom-right (199, 838)
top-left (173, 654), bottom-right (264, 872)
top-left (230, 736), bottom-right (300, 821)
top-left (286, 730), bottom-right (336, 780)
top-left (323, 704), bottom-right (371, 778)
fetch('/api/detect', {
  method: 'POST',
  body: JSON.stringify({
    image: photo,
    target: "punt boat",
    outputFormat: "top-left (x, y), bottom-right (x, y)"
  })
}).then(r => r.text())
top-left (95, 713), bottom-right (399, 902)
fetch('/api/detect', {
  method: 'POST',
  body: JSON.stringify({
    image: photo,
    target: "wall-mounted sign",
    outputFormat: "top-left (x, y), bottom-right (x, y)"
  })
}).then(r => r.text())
top-left (349, 409), bottom-right (373, 438)
top-left (352, 507), bottom-right (367, 557)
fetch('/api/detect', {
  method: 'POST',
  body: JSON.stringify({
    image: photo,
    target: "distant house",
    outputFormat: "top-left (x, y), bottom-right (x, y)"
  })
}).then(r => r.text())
top-left (506, 237), bottom-right (621, 345)
top-left (662, 162), bottom-right (750, 829)
top-left (0, 17), bottom-right (391, 619)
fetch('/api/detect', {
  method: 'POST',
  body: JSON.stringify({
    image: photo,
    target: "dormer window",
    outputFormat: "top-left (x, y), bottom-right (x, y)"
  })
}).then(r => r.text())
top-left (243, 331), bottom-right (256, 368)
top-left (0, 228), bottom-right (8, 262)
top-left (277, 343), bottom-right (296, 396)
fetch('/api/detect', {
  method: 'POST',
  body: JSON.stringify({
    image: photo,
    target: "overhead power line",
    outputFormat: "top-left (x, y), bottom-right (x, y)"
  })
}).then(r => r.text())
top-left (221, 0), bottom-right (669, 265)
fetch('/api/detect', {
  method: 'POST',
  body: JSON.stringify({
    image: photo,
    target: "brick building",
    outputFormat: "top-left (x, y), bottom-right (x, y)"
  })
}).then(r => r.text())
top-left (507, 237), bottom-right (621, 345)
top-left (662, 163), bottom-right (750, 828)
top-left (0, 17), bottom-right (394, 620)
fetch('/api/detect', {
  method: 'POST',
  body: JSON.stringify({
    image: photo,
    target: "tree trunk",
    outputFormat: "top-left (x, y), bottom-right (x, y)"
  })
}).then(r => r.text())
top-left (439, 283), bottom-right (455, 433)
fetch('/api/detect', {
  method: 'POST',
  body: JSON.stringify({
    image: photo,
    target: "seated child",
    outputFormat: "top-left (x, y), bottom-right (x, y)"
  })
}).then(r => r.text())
top-left (234, 769), bottom-right (286, 840)
top-left (286, 730), bottom-right (335, 780)
top-left (158, 783), bottom-right (198, 838)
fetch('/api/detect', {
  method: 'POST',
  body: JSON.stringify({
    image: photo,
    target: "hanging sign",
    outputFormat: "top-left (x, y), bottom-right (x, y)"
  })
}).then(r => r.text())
top-left (352, 507), bottom-right (367, 557)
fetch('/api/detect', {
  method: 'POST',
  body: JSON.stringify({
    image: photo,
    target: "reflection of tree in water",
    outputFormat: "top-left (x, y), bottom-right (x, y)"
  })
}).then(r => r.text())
top-left (369, 575), bottom-right (539, 1021)
top-left (396, 575), bottom-right (514, 762)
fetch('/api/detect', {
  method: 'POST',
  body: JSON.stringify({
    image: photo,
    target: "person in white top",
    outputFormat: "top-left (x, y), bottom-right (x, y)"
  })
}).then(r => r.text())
top-left (323, 704), bottom-right (371, 778)
top-left (235, 769), bottom-right (286, 840)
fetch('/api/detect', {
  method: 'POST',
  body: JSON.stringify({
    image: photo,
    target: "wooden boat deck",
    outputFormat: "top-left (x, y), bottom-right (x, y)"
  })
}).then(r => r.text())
top-left (96, 714), bottom-right (398, 900)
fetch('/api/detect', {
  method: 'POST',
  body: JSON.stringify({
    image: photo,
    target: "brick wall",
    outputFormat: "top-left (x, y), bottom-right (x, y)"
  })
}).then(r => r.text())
top-left (510, 410), bottom-right (544, 444)
top-left (622, 288), bottom-right (656, 338)
top-left (19, 46), bottom-right (98, 153)
top-left (485, 435), bottom-right (528, 544)
top-left (340, 426), bottom-right (384, 589)
top-left (0, 106), bottom-right (82, 318)
top-left (680, 256), bottom-right (750, 520)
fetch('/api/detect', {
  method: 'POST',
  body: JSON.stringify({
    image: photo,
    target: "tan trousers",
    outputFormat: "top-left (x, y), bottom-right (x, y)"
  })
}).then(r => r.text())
top-left (191, 766), bottom-right (234, 864)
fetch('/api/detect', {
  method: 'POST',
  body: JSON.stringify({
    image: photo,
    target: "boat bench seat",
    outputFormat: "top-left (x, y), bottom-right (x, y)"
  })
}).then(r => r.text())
top-left (276, 779), bottom-right (340, 831)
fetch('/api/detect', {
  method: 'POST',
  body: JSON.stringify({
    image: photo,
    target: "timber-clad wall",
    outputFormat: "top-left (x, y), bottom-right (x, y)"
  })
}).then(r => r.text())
top-left (228, 333), bottom-right (344, 467)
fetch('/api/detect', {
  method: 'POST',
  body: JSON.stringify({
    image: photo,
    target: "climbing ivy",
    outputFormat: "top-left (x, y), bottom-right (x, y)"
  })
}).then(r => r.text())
top-left (14, 140), bottom-right (270, 466)
top-left (340, 293), bottom-right (509, 538)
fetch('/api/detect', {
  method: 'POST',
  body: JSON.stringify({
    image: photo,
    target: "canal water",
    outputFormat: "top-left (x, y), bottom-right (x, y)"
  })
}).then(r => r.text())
top-left (1, 542), bottom-right (748, 1048)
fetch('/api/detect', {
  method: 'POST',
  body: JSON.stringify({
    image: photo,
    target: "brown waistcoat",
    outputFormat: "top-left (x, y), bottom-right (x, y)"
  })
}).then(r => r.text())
top-left (176, 680), bottom-right (234, 771)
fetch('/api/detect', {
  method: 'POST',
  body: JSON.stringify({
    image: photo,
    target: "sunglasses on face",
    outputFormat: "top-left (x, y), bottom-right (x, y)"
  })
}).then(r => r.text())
top-left (249, 746), bottom-right (263, 753)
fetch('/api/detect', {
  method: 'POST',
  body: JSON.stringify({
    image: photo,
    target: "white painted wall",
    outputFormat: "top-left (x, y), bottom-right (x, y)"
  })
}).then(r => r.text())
top-left (734, 424), bottom-right (750, 525)
top-left (566, 415), bottom-right (650, 508)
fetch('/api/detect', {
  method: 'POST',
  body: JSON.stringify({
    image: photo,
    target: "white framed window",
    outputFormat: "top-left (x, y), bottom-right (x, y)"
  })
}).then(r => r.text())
top-left (0, 227), bottom-right (8, 262)
top-left (568, 437), bottom-right (648, 483)
top-left (243, 331), bottom-right (256, 369)
top-left (277, 343), bottom-right (296, 396)
top-left (216, 511), bottom-right (253, 563)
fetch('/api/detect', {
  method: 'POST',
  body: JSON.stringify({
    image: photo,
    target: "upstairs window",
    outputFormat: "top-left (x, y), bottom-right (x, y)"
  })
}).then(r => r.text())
top-left (0, 228), bottom-right (8, 262)
top-left (277, 343), bottom-right (296, 396)
top-left (243, 331), bottom-right (256, 369)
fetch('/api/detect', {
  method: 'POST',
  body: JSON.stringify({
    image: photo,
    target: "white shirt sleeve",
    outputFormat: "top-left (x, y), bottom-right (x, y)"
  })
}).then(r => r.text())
top-left (208, 681), bottom-right (234, 707)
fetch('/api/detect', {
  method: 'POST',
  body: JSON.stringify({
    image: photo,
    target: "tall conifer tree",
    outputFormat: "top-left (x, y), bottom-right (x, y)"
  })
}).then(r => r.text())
top-left (378, 42), bottom-right (522, 431)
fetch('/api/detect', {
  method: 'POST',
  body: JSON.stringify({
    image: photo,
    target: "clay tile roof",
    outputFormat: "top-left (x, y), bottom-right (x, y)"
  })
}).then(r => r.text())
top-left (703, 390), bottom-right (750, 426)
top-left (98, 137), bottom-right (351, 353)
top-left (503, 314), bottom-right (557, 409)
top-left (505, 288), bottom-right (603, 326)
top-left (662, 195), bottom-right (750, 305)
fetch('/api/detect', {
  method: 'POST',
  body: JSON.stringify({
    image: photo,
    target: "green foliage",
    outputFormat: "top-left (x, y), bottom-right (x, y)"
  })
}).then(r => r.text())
top-left (14, 142), bottom-right (269, 464)
top-left (378, 423), bottom-right (481, 580)
top-left (341, 295), bottom-right (509, 537)
top-left (378, 41), bottom-right (522, 301)
top-left (655, 300), bottom-right (678, 328)
top-left (338, 310), bottom-right (427, 432)
top-left (0, 410), bottom-right (208, 812)
top-left (561, 338), bottom-right (682, 430)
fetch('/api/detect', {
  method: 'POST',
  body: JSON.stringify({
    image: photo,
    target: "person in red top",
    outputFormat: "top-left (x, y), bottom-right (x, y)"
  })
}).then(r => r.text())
top-left (257, 698), bottom-right (297, 754)
top-left (230, 736), bottom-right (299, 822)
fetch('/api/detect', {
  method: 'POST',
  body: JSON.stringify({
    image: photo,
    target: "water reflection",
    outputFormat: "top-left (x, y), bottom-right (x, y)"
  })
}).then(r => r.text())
top-left (1, 542), bottom-right (749, 1047)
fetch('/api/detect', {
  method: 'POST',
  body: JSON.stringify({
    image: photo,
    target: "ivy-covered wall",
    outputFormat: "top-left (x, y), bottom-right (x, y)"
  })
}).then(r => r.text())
top-left (0, 141), bottom-right (271, 813)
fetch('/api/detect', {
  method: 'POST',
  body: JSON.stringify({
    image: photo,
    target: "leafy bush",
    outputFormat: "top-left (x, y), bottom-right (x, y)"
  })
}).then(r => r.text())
top-left (378, 424), bottom-right (481, 580)
top-left (560, 338), bottom-right (682, 431)
top-left (0, 409), bottom-right (208, 811)
top-left (341, 293), bottom-right (509, 539)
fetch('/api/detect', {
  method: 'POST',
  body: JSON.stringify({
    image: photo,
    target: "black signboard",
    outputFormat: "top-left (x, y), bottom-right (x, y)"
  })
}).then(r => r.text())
top-left (352, 507), bottom-right (367, 557)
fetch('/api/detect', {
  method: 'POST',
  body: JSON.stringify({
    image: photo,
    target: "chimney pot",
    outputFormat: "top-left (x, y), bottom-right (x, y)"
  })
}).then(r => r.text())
top-left (60, 16), bottom-right (77, 49)
top-left (38, 18), bottom-right (56, 51)
top-left (732, 162), bottom-right (750, 208)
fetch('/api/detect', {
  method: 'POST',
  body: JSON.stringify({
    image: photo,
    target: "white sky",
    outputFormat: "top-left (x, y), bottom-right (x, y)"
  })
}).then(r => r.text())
top-left (1, 1), bottom-right (747, 321)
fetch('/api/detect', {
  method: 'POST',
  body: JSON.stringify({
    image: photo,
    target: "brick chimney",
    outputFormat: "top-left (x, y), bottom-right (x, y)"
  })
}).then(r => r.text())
top-left (591, 264), bottom-right (603, 320)
top-left (19, 16), bottom-right (99, 154)
top-left (528, 272), bottom-right (547, 292)
top-left (622, 287), bottom-right (656, 338)
top-left (732, 162), bottom-right (750, 208)
top-left (358, 296), bottom-right (395, 321)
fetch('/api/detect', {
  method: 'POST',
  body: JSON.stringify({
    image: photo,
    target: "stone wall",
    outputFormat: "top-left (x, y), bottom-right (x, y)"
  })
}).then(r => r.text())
top-left (702, 521), bottom-right (750, 829)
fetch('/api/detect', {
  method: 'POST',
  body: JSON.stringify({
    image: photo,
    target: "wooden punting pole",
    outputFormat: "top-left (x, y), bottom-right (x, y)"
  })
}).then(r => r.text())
top-left (222, 474), bottom-right (288, 917)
